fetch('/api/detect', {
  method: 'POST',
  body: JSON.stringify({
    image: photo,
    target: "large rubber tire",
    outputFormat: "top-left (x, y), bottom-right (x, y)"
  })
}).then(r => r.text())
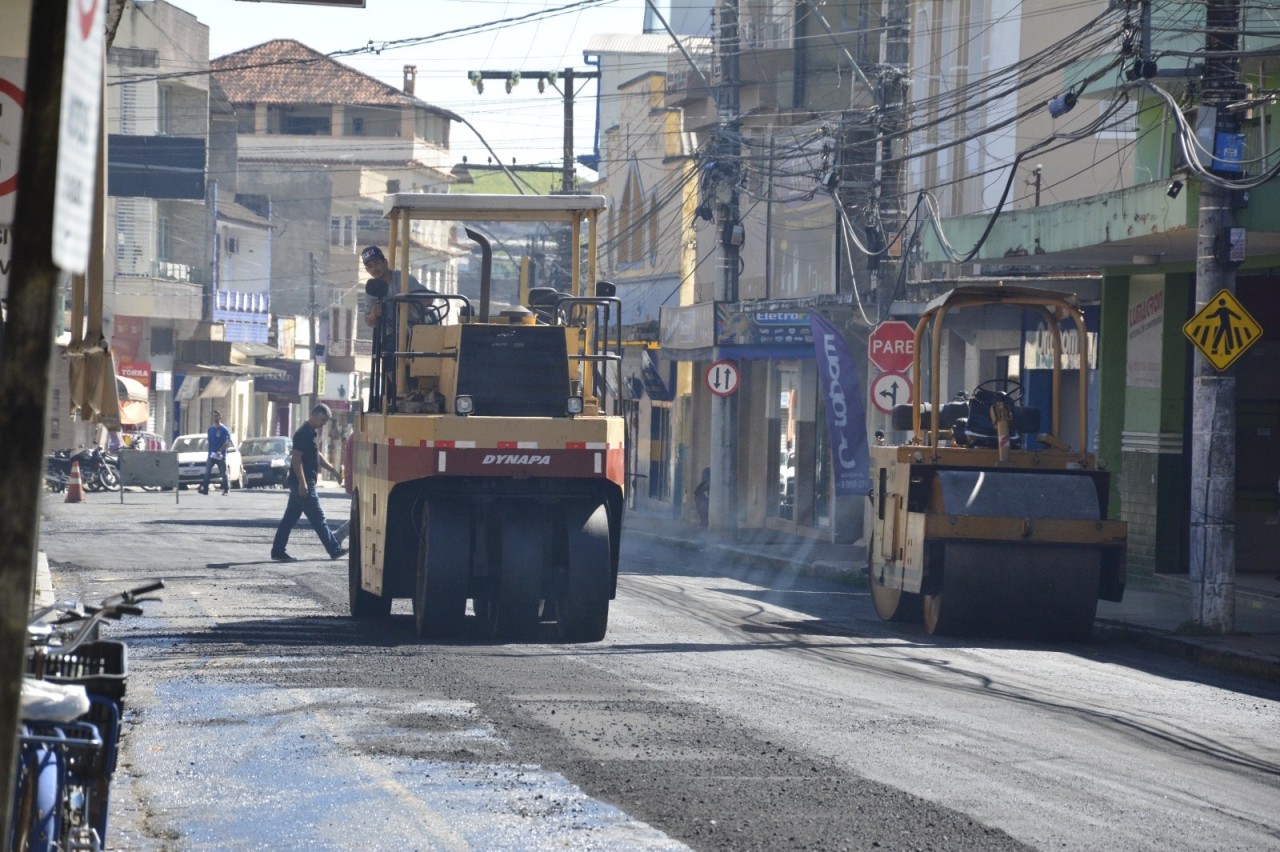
top-left (99, 464), bottom-right (121, 492)
top-left (558, 500), bottom-right (611, 643)
top-left (348, 499), bottom-right (390, 619)
top-left (483, 506), bottom-right (545, 641)
top-left (414, 500), bottom-right (470, 639)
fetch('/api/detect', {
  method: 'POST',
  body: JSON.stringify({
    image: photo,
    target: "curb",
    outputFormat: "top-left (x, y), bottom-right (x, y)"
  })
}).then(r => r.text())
top-left (34, 551), bottom-right (55, 610)
top-left (1095, 620), bottom-right (1280, 682)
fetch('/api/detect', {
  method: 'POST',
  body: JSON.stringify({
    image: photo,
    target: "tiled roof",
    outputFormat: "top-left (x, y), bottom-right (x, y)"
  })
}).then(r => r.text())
top-left (212, 39), bottom-right (419, 109)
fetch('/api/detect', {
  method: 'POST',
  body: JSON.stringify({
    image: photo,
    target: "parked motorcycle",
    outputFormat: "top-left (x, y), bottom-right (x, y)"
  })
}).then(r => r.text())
top-left (43, 453), bottom-right (69, 493)
top-left (45, 447), bottom-right (121, 493)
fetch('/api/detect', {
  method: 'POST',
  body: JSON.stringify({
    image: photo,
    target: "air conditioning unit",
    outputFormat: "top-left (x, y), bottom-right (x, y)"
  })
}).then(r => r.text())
top-left (227, 237), bottom-right (240, 254)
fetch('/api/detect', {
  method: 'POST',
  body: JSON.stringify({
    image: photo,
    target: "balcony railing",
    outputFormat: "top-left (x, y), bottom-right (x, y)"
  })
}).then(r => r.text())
top-left (154, 260), bottom-right (192, 281)
top-left (666, 39), bottom-right (716, 100)
top-left (327, 337), bottom-right (373, 358)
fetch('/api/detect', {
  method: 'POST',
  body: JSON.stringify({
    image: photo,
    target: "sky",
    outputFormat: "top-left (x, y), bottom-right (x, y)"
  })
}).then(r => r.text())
top-left (169, 0), bottom-right (661, 173)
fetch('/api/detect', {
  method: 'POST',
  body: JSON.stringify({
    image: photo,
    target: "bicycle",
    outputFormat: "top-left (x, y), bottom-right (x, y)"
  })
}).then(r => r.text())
top-left (11, 581), bottom-right (164, 852)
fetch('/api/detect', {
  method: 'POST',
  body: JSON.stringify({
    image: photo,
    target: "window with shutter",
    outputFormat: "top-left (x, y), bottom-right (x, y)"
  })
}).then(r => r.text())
top-left (115, 198), bottom-right (155, 276)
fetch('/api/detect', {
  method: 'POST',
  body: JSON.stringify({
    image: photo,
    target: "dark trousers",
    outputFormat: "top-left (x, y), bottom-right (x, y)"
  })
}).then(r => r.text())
top-left (201, 456), bottom-right (228, 493)
top-left (272, 481), bottom-right (341, 557)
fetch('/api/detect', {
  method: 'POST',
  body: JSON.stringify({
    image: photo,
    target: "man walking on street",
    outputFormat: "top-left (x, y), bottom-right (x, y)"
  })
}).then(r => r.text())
top-left (271, 403), bottom-right (347, 562)
top-left (199, 411), bottom-right (234, 495)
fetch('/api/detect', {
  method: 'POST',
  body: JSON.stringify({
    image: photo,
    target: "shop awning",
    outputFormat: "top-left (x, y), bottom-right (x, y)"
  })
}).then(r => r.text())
top-left (174, 362), bottom-right (288, 378)
top-left (116, 375), bottom-right (149, 425)
top-left (116, 375), bottom-right (148, 402)
top-left (199, 376), bottom-right (237, 399)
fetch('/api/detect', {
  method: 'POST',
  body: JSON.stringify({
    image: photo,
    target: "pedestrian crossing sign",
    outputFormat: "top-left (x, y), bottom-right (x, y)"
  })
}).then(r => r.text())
top-left (1182, 289), bottom-right (1263, 371)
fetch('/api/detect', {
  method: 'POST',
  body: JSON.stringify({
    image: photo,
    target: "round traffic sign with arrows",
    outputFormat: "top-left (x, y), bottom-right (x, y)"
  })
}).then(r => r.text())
top-left (870, 371), bottom-right (912, 415)
top-left (706, 360), bottom-right (739, 397)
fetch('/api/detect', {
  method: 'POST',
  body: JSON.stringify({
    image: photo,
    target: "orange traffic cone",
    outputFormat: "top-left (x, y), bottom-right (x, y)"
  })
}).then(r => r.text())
top-left (65, 460), bottom-right (84, 503)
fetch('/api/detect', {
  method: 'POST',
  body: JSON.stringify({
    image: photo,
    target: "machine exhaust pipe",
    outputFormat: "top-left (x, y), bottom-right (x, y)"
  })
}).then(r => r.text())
top-left (464, 228), bottom-right (492, 323)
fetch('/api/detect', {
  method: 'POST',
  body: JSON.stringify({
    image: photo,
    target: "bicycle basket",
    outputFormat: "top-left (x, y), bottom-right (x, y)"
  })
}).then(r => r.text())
top-left (29, 641), bottom-right (128, 701)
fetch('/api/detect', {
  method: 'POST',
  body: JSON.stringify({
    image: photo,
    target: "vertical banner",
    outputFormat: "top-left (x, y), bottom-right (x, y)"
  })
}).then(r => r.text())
top-left (809, 311), bottom-right (872, 496)
top-left (52, 0), bottom-right (105, 273)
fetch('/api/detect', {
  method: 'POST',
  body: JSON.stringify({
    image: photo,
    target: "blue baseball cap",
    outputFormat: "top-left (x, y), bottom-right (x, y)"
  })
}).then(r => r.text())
top-left (361, 246), bottom-right (386, 264)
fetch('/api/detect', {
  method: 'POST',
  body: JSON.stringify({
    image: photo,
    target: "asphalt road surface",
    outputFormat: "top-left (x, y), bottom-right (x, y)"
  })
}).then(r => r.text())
top-left (35, 488), bottom-right (1280, 850)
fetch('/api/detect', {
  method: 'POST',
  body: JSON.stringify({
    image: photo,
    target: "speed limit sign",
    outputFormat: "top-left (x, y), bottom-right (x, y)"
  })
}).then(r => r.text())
top-left (706, 360), bottom-right (739, 397)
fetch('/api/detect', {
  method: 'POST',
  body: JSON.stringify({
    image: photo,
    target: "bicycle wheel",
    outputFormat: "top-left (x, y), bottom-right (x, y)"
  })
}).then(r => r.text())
top-left (11, 735), bottom-right (60, 852)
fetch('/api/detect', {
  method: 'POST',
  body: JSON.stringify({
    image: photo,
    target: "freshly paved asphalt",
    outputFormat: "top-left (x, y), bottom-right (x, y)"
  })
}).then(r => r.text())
top-left (623, 510), bottom-right (1280, 682)
top-left (32, 496), bottom-right (1280, 681)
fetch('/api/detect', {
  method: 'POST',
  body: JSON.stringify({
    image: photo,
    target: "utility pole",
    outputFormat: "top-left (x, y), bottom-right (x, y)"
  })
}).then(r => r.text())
top-left (1189, 0), bottom-right (1244, 632)
top-left (875, 0), bottom-right (910, 308)
top-left (466, 67), bottom-right (600, 193)
top-left (309, 252), bottom-right (321, 401)
top-left (561, 68), bottom-right (576, 194)
top-left (709, 0), bottom-right (741, 533)
top-left (0, 0), bottom-right (73, 835)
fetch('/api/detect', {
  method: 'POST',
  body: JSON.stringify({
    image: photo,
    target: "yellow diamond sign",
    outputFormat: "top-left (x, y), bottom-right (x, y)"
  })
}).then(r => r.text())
top-left (1182, 289), bottom-right (1263, 371)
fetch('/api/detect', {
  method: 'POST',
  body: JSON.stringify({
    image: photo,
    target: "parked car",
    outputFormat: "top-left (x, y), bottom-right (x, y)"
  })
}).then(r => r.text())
top-left (172, 432), bottom-right (243, 490)
top-left (239, 436), bottom-right (292, 488)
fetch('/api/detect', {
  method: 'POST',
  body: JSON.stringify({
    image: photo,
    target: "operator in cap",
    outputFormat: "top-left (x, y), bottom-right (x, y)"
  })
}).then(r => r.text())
top-left (361, 245), bottom-right (438, 335)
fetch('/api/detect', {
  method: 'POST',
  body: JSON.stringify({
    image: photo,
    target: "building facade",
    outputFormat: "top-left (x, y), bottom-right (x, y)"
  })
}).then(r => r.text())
top-left (210, 38), bottom-right (459, 437)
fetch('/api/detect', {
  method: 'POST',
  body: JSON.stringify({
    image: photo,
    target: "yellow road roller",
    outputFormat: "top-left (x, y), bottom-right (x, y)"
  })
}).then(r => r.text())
top-left (867, 285), bottom-right (1126, 640)
top-left (347, 193), bottom-right (624, 642)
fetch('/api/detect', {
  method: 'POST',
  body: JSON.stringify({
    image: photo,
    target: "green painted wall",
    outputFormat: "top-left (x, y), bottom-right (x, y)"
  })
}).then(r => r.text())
top-left (1098, 275), bottom-right (1128, 516)
top-left (1110, 273), bottom-right (1191, 574)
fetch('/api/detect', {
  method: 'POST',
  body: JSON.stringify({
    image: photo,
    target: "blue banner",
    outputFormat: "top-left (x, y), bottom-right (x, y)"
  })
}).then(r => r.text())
top-left (809, 312), bottom-right (873, 496)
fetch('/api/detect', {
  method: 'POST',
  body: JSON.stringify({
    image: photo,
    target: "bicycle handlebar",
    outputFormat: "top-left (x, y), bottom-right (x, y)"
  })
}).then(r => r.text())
top-left (28, 579), bottom-right (165, 654)
top-left (128, 580), bottom-right (166, 596)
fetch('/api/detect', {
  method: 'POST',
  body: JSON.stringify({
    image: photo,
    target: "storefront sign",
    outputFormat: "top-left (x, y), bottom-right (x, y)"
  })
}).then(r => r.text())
top-left (717, 305), bottom-right (813, 347)
top-left (1124, 280), bottom-right (1163, 388)
top-left (117, 359), bottom-right (151, 387)
top-left (254, 358), bottom-right (312, 399)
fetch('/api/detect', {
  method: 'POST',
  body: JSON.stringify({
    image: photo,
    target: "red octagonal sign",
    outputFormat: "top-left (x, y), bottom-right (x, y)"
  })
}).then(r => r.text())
top-left (868, 321), bottom-right (916, 373)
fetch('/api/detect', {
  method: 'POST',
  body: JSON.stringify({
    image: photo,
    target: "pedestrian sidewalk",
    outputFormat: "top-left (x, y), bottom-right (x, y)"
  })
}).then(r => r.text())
top-left (33, 551), bottom-right (55, 611)
top-left (623, 509), bottom-right (1280, 682)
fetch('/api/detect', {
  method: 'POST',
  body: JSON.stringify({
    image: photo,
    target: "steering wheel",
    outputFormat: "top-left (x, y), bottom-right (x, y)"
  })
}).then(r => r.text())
top-left (409, 294), bottom-right (450, 326)
top-left (973, 377), bottom-right (1024, 403)
top-left (422, 298), bottom-right (449, 325)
